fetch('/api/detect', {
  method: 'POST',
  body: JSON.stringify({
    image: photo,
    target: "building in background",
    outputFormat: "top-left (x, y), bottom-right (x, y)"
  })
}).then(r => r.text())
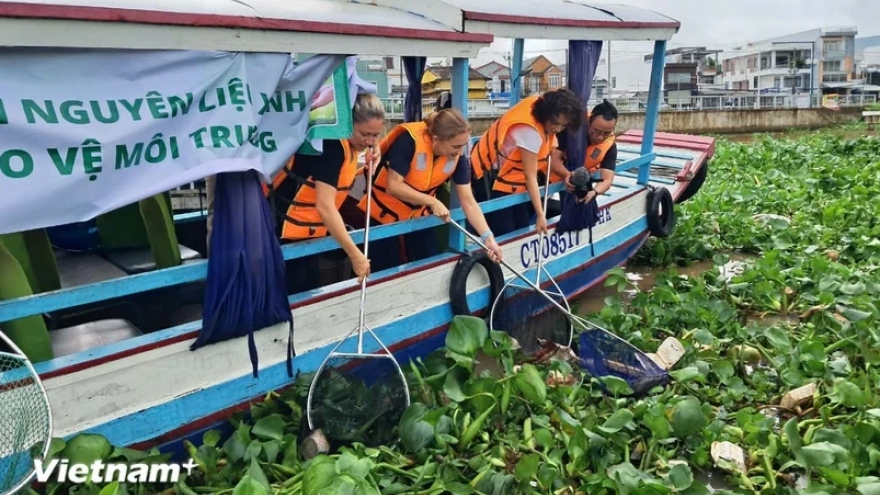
top-left (355, 58), bottom-right (390, 98)
top-left (520, 55), bottom-right (565, 95)
top-left (642, 47), bottom-right (724, 108)
top-left (421, 64), bottom-right (490, 100)
top-left (720, 26), bottom-right (859, 97)
top-left (474, 61), bottom-right (511, 99)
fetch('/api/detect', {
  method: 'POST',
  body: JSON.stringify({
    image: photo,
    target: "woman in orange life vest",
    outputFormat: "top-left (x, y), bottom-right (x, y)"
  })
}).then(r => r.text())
top-left (470, 88), bottom-right (585, 237)
top-left (355, 108), bottom-right (504, 272)
top-left (268, 93), bottom-right (385, 294)
top-left (556, 99), bottom-right (620, 201)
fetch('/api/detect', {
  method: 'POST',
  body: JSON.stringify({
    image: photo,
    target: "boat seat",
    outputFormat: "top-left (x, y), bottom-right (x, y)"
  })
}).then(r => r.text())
top-left (0, 239), bottom-right (143, 362)
top-left (102, 245), bottom-right (202, 275)
top-left (55, 248), bottom-right (129, 287)
top-left (98, 192), bottom-right (202, 275)
top-left (49, 318), bottom-right (142, 358)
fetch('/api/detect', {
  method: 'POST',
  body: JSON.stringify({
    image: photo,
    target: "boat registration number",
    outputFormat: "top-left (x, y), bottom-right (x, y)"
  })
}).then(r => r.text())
top-left (518, 207), bottom-right (611, 269)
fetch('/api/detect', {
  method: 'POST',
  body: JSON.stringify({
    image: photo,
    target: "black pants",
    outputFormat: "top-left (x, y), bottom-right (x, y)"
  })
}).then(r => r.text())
top-left (485, 190), bottom-right (534, 237)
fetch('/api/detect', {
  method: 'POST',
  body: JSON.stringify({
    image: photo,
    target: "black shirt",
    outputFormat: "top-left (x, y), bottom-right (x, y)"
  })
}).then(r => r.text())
top-left (598, 143), bottom-right (618, 172)
top-left (384, 132), bottom-right (472, 186)
top-left (274, 140), bottom-right (346, 201)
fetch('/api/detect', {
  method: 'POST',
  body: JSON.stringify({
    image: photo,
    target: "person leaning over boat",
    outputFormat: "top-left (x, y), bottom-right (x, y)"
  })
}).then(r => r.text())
top-left (470, 88), bottom-right (585, 237)
top-left (556, 99), bottom-right (619, 202)
top-left (355, 108), bottom-right (504, 272)
top-left (267, 93), bottom-right (385, 294)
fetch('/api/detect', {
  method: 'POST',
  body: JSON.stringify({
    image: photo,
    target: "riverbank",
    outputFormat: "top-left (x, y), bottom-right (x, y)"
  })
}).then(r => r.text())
top-left (387, 106), bottom-right (868, 136)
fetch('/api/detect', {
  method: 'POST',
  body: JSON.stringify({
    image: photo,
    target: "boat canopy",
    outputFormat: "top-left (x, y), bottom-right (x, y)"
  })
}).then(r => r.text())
top-left (0, 0), bottom-right (492, 55)
top-left (362, 0), bottom-right (680, 41)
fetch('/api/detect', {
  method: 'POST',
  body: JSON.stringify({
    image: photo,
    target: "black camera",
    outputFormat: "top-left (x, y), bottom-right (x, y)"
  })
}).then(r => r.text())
top-left (570, 168), bottom-right (593, 199)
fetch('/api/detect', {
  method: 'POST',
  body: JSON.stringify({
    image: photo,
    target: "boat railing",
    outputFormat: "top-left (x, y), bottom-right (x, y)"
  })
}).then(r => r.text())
top-left (0, 152), bottom-right (656, 369)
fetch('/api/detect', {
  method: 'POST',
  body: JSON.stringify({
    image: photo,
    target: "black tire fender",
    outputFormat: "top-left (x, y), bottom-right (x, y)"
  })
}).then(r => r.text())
top-left (646, 187), bottom-right (676, 238)
top-left (449, 251), bottom-right (505, 317)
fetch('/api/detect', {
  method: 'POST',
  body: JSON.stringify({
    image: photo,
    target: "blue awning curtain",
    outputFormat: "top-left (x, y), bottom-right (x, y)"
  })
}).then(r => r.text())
top-left (403, 57), bottom-right (427, 123)
top-left (561, 40), bottom-right (604, 171)
top-left (191, 170), bottom-right (294, 379)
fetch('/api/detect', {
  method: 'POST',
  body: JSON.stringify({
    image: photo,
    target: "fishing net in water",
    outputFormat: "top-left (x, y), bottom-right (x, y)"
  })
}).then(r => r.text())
top-left (489, 278), bottom-right (574, 356)
top-left (306, 347), bottom-right (410, 450)
top-left (0, 336), bottom-right (52, 494)
top-left (576, 330), bottom-right (670, 398)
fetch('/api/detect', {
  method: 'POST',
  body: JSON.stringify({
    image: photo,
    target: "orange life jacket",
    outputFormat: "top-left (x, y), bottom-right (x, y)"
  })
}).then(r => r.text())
top-left (358, 122), bottom-right (456, 224)
top-left (469, 96), bottom-right (553, 193)
top-left (267, 140), bottom-right (359, 240)
top-left (583, 135), bottom-right (616, 173)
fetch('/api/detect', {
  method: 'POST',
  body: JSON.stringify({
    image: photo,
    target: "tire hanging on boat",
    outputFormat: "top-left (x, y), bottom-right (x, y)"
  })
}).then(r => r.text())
top-left (646, 187), bottom-right (676, 238)
top-left (449, 251), bottom-right (505, 317)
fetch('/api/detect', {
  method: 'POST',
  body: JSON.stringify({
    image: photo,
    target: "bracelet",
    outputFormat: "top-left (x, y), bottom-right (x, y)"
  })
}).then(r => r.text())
top-left (479, 230), bottom-right (493, 241)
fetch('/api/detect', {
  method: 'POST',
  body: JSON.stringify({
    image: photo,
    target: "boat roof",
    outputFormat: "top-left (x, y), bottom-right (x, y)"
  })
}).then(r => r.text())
top-left (366, 0), bottom-right (680, 41)
top-left (0, 0), bottom-right (492, 56)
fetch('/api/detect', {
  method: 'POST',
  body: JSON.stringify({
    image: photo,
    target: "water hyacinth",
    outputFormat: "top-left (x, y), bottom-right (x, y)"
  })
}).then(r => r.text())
top-left (32, 126), bottom-right (880, 495)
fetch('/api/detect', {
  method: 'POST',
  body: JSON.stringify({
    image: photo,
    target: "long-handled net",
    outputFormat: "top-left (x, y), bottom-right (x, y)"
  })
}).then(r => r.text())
top-left (448, 222), bottom-right (669, 397)
top-left (0, 330), bottom-right (53, 495)
top-left (488, 164), bottom-right (573, 355)
top-left (304, 148), bottom-right (410, 449)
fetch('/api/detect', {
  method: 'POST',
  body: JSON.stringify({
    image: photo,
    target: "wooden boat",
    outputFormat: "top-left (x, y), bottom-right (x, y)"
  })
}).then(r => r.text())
top-left (0, 0), bottom-right (711, 453)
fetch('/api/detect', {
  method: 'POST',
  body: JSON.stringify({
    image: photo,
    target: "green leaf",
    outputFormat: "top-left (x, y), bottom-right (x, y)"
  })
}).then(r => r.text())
top-left (599, 375), bottom-right (634, 396)
top-left (232, 475), bottom-right (270, 495)
top-left (246, 457), bottom-right (272, 493)
top-left (801, 441), bottom-right (848, 467)
top-left (598, 409), bottom-right (635, 434)
top-left (302, 455), bottom-right (337, 495)
top-left (398, 404), bottom-right (435, 453)
top-left (98, 482), bottom-right (120, 495)
top-left (671, 398), bottom-right (707, 439)
top-left (832, 378), bottom-right (865, 407)
top-left (670, 366), bottom-right (705, 383)
top-left (856, 482), bottom-right (880, 495)
top-left (445, 316), bottom-right (489, 357)
top-left (203, 429), bottom-right (222, 447)
top-left (765, 327), bottom-right (791, 350)
top-left (443, 367), bottom-right (468, 402)
top-left (251, 414), bottom-right (286, 441)
top-left (667, 463), bottom-right (694, 490)
top-left (60, 433), bottom-right (113, 466)
top-left (514, 453), bottom-right (541, 481)
top-left (335, 451), bottom-right (373, 479)
top-left (513, 364), bottom-right (547, 405)
top-left (837, 305), bottom-right (873, 322)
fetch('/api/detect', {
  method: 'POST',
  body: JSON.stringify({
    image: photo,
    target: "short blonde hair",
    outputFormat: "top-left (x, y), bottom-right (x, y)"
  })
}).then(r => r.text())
top-left (424, 108), bottom-right (469, 141)
top-left (352, 93), bottom-right (385, 124)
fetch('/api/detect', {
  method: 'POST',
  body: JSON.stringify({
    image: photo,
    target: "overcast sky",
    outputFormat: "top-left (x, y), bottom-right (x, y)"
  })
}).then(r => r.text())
top-left (462, 0), bottom-right (879, 91)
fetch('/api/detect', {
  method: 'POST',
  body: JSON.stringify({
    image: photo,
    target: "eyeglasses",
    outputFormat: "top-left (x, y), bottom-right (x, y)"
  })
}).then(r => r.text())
top-left (589, 128), bottom-right (614, 139)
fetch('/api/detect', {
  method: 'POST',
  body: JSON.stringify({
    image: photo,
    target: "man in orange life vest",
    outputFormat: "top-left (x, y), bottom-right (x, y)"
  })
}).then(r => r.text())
top-left (470, 88), bottom-right (585, 237)
top-left (266, 94), bottom-right (385, 294)
top-left (556, 99), bottom-right (619, 201)
top-left (356, 108), bottom-right (504, 272)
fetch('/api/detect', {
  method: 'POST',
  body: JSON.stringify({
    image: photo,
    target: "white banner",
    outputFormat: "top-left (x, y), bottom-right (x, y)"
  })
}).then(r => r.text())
top-left (0, 49), bottom-right (348, 235)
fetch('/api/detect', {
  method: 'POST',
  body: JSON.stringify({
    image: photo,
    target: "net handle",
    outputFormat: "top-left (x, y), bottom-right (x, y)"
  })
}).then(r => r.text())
top-left (534, 134), bottom-right (554, 285)
top-left (356, 145), bottom-right (377, 354)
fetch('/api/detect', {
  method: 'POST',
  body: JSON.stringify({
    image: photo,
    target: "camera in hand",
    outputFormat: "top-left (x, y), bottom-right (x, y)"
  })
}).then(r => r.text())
top-left (570, 168), bottom-right (593, 199)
